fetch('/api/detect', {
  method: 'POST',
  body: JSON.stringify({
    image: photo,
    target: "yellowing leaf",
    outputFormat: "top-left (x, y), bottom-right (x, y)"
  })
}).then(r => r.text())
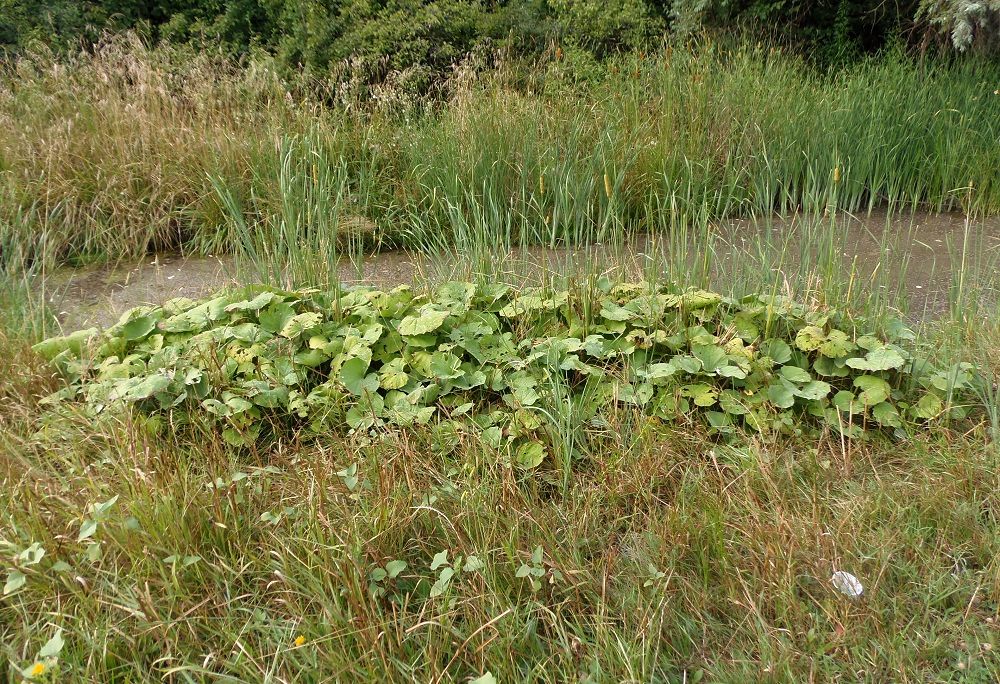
top-left (399, 306), bottom-right (450, 336)
top-left (819, 329), bottom-right (855, 357)
top-left (379, 359), bottom-right (409, 389)
top-left (795, 326), bottom-right (825, 352)
top-left (279, 312), bottom-right (323, 339)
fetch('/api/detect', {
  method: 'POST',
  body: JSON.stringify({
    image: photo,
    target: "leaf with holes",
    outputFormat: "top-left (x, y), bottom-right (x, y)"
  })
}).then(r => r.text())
top-left (280, 312), bottom-right (323, 339)
top-left (795, 326), bottom-right (825, 352)
top-left (819, 329), bottom-right (855, 358)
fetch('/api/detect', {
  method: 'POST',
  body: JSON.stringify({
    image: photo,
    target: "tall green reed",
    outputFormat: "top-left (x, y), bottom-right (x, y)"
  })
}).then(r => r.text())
top-left (211, 132), bottom-right (381, 289)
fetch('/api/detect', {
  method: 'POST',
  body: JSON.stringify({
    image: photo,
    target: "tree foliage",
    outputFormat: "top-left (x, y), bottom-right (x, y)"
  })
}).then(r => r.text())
top-left (1, 0), bottom-right (996, 74)
top-left (917, 0), bottom-right (1000, 51)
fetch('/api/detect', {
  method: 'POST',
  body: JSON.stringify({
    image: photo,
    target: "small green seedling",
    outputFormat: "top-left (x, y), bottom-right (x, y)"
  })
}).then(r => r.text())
top-left (643, 564), bottom-right (666, 588)
top-left (368, 559), bottom-right (407, 598)
top-left (260, 507), bottom-right (299, 525)
top-left (429, 549), bottom-right (486, 598)
top-left (78, 495), bottom-right (119, 542)
top-left (516, 545), bottom-right (548, 592)
top-left (4, 542), bottom-right (46, 596)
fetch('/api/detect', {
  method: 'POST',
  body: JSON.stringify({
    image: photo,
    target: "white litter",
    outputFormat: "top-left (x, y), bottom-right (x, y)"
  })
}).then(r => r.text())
top-left (831, 570), bottom-right (864, 598)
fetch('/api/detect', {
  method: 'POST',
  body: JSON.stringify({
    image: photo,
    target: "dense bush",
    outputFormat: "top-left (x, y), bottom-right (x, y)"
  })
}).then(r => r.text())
top-left (3, 0), bottom-right (997, 76)
top-left (0, 0), bottom-right (667, 70)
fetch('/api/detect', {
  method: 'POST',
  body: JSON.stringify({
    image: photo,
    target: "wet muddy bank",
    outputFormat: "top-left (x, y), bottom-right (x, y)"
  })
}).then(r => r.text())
top-left (37, 210), bottom-right (1000, 331)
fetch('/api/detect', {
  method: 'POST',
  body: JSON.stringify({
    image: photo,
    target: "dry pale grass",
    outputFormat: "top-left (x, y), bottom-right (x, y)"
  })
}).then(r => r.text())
top-left (0, 35), bottom-right (312, 262)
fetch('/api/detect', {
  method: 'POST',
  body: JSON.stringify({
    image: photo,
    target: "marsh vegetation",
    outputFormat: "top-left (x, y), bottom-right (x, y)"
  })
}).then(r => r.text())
top-left (2, 20), bottom-right (1000, 683)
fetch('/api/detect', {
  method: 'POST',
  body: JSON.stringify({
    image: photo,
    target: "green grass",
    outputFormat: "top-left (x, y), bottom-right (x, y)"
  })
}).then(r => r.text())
top-left (2, 340), bottom-right (999, 681)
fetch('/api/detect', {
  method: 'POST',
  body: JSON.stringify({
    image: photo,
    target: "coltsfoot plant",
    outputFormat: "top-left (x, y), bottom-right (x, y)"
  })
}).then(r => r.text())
top-left (32, 280), bottom-right (977, 464)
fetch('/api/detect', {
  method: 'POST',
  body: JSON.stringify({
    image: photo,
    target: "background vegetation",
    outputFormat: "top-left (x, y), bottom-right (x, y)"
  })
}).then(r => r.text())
top-left (2, 1), bottom-right (999, 75)
top-left (2, 37), bottom-right (998, 274)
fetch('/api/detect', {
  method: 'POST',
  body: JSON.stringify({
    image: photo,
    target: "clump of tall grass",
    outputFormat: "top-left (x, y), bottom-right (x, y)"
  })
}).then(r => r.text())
top-left (0, 35), bottom-right (327, 266)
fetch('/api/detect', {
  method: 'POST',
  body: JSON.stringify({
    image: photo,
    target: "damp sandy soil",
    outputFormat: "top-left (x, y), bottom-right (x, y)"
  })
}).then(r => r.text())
top-left (39, 210), bottom-right (1000, 331)
top-left (711, 210), bottom-right (1000, 315)
top-left (41, 252), bottom-right (423, 330)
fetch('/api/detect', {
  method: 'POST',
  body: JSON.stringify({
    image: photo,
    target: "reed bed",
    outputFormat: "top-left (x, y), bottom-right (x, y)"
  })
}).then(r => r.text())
top-left (2, 37), bottom-right (998, 272)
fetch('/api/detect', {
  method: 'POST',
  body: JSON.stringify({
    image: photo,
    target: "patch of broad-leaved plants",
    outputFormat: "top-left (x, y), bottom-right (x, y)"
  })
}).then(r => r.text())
top-left (32, 280), bottom-right (977, 467)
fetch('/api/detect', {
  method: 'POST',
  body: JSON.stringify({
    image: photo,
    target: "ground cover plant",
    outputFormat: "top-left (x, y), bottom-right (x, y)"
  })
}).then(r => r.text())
top-left (32, 281), bottom-right (975, 451)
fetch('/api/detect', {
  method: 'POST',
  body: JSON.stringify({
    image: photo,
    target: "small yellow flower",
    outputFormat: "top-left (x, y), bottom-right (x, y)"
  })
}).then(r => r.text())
top-left (30, 662), bottom-right (47, 677)
top-left (293, 635), bottom-right (306, 647)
